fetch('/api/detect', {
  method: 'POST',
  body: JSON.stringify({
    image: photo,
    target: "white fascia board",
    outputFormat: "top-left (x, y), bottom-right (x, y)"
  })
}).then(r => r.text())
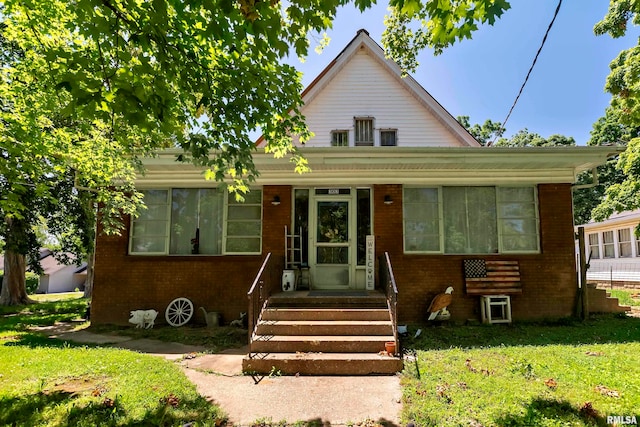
top-left (137, 146), bottom-right (622, 188)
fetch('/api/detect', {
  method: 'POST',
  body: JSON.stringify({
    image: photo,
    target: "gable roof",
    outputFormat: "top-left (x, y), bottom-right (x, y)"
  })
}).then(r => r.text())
top-left (257, 29), bottom-right (480, 147)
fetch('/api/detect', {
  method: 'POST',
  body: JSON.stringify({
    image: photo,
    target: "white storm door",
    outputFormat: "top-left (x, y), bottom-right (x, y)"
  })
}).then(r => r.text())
top-left (310, 197), bottom-right (353, 289)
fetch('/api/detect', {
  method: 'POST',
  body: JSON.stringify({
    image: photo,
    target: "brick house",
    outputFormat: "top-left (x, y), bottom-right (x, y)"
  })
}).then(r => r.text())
top-left (92, 30), bottom-right (621, 367)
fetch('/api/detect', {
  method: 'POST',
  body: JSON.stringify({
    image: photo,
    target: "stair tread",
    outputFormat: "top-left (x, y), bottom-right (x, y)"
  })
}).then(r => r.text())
top-left (245, 352), bottom-right (400, 360)
top-left (252, 335), bottom-right (395, 341)
top-left (265, 307), bottom-right (389, 311)
top-left (259, 320), bottom-right (391, 325)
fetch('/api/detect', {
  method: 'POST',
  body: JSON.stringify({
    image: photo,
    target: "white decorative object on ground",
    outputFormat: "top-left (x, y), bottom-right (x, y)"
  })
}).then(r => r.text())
top-left (230, 312), bottom-right (247, 328)
top-left (129, 309), bottom-right (158, 329)
top-left (165, 297), bottom-right (194, 327)
top-left (480, 295), bottom-right (512, 324)
top-left (199, 307), bottom-right (220, 327)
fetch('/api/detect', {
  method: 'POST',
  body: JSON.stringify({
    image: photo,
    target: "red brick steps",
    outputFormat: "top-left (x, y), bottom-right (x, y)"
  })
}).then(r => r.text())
top-left (243, 292), bottom-right (403, 375)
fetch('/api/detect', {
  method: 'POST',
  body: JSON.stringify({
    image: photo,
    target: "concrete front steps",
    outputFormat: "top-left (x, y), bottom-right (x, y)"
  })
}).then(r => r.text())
top-left (588, 286), bottom-right (632, 314)
top-left (243, 292), bottom-right (403, 375)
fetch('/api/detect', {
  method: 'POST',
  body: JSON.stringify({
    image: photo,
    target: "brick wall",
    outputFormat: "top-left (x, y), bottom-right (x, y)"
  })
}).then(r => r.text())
top-left (91, 186), bottom-right (291, 325)
top-left (373, 183), bottom-right (578, 323)
top-left (93, 183), bottom-right (578, 325)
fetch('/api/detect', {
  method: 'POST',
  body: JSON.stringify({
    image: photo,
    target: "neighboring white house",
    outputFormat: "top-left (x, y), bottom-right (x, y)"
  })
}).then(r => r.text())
top-left (36, 249), bottom-right (87, 294)
top-left (579, 210), bottom-right (640, 287)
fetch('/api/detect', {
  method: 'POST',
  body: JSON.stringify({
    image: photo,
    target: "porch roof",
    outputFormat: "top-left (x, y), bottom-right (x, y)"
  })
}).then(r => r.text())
top-left (137, 146), bottom-right (624, 187)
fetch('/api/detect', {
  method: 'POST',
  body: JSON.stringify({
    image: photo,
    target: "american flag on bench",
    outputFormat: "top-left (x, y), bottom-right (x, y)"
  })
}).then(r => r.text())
top-left (464, 259), bottom-right (522, 295)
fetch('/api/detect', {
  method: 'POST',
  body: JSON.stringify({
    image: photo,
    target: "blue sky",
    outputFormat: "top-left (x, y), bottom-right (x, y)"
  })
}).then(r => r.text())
top-left (287, 1), bottom-right (639, 145)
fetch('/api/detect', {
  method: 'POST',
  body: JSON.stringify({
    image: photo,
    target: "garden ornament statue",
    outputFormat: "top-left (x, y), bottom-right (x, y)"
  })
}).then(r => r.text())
top-left (129, 309), bottom-right (159, 329)
top-left (427, 286), bottom-right (454, 321)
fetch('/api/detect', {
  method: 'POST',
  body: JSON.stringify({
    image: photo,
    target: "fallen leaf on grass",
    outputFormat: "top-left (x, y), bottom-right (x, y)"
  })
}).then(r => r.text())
top-left (102, 397), bottom-right (115, 408)
top-left (160, 393), bottom-right (180, 407)
top-left (585, 351), bottom-right (604, 356)
top-left (436, 383), bottom-right (450, 397)
top-left (183, 352), bottom-right (198, 360)
top-left (465, 359), bottom-right (493, 375)
top-left (595, 385), bottom-right (620, 398)
top-left (465, 359), bottom-right (477, 373)
top-left (544, 378), bottom-right (558, 390)
top-left (579, 402), bottom-right (599, 419)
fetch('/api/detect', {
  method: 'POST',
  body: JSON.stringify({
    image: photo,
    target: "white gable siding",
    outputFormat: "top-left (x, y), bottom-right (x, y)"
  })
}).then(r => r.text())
top-left (300, 49), bottom-right (465, 147)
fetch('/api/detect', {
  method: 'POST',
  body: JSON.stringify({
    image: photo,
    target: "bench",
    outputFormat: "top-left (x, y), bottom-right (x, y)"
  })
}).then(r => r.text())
top-left (463, 259), bottom-right (522, 295)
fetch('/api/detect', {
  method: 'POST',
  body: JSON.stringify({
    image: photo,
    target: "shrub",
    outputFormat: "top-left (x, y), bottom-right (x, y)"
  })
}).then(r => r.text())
top-left (0, 271), bottom-right (40, 294)
top-left (25, 272), bottom-right (39, 294)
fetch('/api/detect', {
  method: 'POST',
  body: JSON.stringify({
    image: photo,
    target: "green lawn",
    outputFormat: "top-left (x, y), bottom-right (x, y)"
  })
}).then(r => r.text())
top-left (0, 296), bottom-right (226, 427)
top-left (3, 295), bottom-right (640, 426)
top-left (401, 316), bottom-right (640, 426)
top-left (609, 288), bottom-right (640, 307)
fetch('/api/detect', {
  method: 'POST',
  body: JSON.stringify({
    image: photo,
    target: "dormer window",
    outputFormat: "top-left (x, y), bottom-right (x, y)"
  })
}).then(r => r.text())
top-left (380, 129), bottom-right (397, 146)
top-left (331, 130), bottom-right (349, 147)
top-left (355, 118), bottom-right (374, 146)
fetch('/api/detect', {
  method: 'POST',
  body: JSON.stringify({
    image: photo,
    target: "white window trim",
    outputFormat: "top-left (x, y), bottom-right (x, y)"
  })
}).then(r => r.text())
top-left (403, 185), bottom-right (540, 255)
top-left (223, 191), bottom-right (263, 255)
top-left (354, 117), bottom-right (375, 146)
top-left (402, 186), bottom-right (444, 254)
top-left (587, 232), bottom-right (600, 260)
top-left (497, 186), bottom-right (540, 254)
top-left (330, 130), bottom-right (350, 147)
top-left (129, 188), bottom-right (262, 256)
top-left (128, 190), bottom-right (170, 256)
top-left (380, 128), bottom-right (398, 146)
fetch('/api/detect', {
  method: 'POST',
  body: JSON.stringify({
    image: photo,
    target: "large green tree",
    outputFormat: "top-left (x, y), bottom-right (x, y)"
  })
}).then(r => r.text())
top-left (456, 115), bottom-right (503, 146)
top-left (591, 1), bottom-right (640, 222)
top-left (0, 0), bottom-right (512, 305)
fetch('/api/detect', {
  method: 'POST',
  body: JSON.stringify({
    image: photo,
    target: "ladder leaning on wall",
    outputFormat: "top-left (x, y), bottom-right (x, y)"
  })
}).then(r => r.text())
top-left (284, 225), bottom-right (302, 270)
top-left (284, 226), bottom-right (311, 289)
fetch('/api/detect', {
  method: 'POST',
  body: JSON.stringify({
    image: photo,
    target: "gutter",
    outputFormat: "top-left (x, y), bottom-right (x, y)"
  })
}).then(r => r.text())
top-left (572, 168), bottom-right (598, 191)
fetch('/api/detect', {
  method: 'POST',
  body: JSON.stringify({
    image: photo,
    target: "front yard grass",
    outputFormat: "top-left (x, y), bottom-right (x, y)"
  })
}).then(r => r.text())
top-left (0, 295), bottom-right (226, 426)
top-left (4, 293), bottom-right (640, 426)
top-left (401, 315), bottom-right (640, 426)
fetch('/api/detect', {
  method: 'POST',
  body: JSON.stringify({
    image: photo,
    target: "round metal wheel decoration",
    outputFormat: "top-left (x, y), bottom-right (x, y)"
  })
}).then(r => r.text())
top-left (165, 297), bottom-right (194, 327)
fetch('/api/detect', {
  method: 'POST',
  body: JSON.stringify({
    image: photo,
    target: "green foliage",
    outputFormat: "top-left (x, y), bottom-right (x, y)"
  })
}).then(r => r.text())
top-left (590, 1), bottom-right (640, 221)
top-left (402, 317), bottom-right (640, 426)
top-left (383, 0), bottom-right (511, 73)
top-left (494, 128), bottom-right (575, 147)
top-left (25, 272), bottom-right (38, 295)
top-left (456, 115), bottom-right (503, 145)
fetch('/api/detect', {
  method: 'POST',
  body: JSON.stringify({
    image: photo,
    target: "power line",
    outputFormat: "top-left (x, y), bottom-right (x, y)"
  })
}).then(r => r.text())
top-left (488, 0), bottom-right (563, 146)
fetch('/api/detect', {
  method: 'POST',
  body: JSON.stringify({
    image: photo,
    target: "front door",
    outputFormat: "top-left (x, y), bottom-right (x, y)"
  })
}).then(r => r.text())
top-left (310, 195), bottom-right (353, 289)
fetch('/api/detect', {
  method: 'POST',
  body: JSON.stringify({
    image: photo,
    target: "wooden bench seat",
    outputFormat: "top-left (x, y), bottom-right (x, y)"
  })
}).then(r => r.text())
top-left (463, 259), bottom-right (522, 295)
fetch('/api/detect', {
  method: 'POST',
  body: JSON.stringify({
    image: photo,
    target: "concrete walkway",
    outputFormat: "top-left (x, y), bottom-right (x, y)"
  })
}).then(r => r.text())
top-left (51, 328), bottom-right (403, 426)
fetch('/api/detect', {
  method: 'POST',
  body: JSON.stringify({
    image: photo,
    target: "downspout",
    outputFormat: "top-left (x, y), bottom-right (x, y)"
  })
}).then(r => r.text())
top-left (571, 168), bottom-right (598, 191)
top-left (571, 167), bottom-right (599, 319)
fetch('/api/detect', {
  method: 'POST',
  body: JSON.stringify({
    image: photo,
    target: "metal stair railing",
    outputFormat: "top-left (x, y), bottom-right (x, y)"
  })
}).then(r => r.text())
top-left (247, 253), bottom-right (281, 354)
top-left (380, 252), bottom-right (399, 354)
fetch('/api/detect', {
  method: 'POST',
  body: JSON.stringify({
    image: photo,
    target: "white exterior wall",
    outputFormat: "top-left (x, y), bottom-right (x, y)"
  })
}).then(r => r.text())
top-left (300, 49), bottom-right (463, 148)
top-left (579, 211), bottom-right (640, 284)
top-left (41, 266), bottom-right (82, 293)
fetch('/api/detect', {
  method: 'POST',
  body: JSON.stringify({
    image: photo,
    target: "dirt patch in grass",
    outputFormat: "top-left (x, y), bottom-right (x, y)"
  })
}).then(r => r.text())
top-left (46, 376), bottom-right (106, 397)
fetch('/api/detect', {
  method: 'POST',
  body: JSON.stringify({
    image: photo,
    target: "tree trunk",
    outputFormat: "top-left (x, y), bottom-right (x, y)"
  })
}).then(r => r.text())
top-left (0, 249), bottom-right (33, 305)
top-left (1, 217), bottom-right (35, 306)
top-left (83, 250), bottom-right (94, 299)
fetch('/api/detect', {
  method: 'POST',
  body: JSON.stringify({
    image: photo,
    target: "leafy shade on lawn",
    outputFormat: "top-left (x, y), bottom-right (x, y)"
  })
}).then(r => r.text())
top-left (401, 316), bottom-right (640, 427)
top-left (0, 296), bottom-right (226, 426)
